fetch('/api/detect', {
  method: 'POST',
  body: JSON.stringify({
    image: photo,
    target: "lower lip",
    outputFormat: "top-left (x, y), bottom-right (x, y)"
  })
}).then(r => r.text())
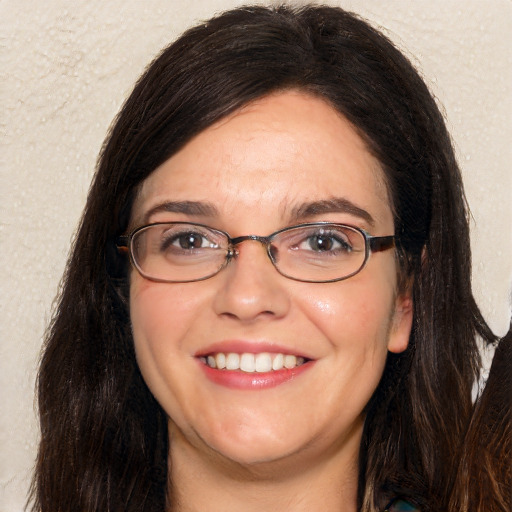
top-left (199, 360), bottom-right (313, 390)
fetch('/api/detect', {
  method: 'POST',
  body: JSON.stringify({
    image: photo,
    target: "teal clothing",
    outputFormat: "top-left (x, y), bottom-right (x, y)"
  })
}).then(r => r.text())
top-left (385, 498), bottom-right (419, 511)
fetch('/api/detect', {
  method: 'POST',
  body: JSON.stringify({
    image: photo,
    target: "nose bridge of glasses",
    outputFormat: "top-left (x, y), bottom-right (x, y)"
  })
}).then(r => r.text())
top-left (228, 234), bottom-right (273, 258)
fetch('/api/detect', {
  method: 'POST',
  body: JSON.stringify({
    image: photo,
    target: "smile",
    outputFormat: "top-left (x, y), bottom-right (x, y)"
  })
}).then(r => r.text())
top-left (199, 352), bottom-right (306, 372)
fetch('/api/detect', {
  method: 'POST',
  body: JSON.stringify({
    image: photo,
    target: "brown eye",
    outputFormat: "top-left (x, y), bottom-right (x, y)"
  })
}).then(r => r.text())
top-left (305, 233), bottom-right (352, 253)
top-left (308, 235), bottom-right (334, 251)
top-left (178, 233), bottom-right (206, 249)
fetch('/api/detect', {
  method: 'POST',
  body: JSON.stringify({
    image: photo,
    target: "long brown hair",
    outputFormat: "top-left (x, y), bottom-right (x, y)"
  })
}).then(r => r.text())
top-left (31, 5), bottom-right (496, 511)
top-left (448, 326), bottom-right (511, 511)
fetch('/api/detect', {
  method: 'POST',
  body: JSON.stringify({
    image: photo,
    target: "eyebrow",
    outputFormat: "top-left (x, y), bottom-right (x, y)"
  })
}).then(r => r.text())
top-left (290, 197), bottom-right (375, 227)
top-left (143, 200), bottom-right (219, 223)
top-left (141, 197), bottom-right (375, 227)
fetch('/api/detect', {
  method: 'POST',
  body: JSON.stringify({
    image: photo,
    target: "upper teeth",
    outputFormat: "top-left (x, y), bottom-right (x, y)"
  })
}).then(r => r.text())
top-left (200, 352), bottom-right (305, 372)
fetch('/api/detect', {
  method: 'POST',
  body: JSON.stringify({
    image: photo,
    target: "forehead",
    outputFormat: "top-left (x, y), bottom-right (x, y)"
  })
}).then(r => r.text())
top-left (132, 91), bottom-right (392, 231)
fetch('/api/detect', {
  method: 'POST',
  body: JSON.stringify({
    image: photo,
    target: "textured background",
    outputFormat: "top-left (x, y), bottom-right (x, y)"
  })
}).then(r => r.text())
top-left (1, 1), bottom-right (511, 510)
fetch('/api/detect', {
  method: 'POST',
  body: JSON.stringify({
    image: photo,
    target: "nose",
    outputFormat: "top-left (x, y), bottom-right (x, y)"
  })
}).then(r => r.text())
top-left (212, 239), bottom-right (291, 322)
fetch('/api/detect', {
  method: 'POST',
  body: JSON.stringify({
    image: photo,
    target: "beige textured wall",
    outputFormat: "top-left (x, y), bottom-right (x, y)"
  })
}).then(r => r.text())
top-left (1, 1), bottom-right (511, 509)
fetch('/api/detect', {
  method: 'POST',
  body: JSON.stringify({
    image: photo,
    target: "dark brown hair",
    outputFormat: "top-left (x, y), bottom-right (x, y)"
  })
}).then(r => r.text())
top-left (31, 5), bottom-right (497, 511)
top-left (448, 326), bottom-right (511, 512)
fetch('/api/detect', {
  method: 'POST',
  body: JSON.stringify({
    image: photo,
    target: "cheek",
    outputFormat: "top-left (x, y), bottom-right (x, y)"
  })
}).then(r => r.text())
top-left (130, 276), bottom-right (209, 339)
top-left (129, 277), bottom-right (220, 430)
top-left (129, 277), bottom-right (211, 387)
top-left (291, 276), bottom-right (396, 436)
top-left (299, 274), bottom-right (396, 349)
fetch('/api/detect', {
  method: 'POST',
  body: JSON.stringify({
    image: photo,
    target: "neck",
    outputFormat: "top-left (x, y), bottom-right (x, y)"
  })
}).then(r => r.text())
top-left (166, 420), bottom-right (362, 512)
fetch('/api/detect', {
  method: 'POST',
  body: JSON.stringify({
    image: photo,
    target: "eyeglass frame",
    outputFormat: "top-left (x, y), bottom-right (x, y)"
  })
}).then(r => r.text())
top-left (116, 221), bottom-right (396, 284)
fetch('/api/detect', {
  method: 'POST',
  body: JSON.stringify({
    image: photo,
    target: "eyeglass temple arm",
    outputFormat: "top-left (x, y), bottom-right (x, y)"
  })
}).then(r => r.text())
top-left (369, 235), bottom-right (395, 253)
top-left (116, 236), bottom-right (129, 254)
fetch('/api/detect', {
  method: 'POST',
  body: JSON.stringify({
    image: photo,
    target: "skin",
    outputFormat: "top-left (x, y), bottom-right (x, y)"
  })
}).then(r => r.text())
top-left (129, 91), bottom-right (413, 512)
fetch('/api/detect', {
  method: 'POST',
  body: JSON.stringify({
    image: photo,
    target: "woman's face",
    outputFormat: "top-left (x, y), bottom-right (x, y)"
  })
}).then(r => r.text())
top-left (129, 91), bottom-right (412, 469)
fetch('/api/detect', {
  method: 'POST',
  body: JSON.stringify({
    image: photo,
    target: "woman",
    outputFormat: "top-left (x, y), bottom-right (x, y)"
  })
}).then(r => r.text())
top-left (31, 5), bottom-right (497, 511)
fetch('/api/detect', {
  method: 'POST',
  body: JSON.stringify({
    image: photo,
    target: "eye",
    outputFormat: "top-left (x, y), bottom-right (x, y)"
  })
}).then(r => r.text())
top-left (301, 231), bottom-right (352, 253)
top-left (175, 232), bottom-right (210, 249)
top-left (160, 227), bottom-right (220, 252)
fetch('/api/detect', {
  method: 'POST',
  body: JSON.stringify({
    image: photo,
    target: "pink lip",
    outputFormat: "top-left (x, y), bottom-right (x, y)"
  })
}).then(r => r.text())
top-left (195, 340), bottom-right (312, 359)
top-left (198, 359), bottom-right (314, 390)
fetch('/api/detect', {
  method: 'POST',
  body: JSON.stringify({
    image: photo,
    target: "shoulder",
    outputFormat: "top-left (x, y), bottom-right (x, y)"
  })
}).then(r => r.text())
top-left (385, 498), bottom-right (420, 511)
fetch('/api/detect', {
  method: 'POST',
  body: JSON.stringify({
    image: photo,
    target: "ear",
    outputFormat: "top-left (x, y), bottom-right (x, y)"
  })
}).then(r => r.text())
top-left (387, 291), bottom-right (413, 354)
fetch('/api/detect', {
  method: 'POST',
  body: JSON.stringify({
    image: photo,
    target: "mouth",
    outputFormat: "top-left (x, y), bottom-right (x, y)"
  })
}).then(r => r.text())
top-left (198, 352), bottom-right (308, 373)
top-left (196, 345), bottom-right (314, 390)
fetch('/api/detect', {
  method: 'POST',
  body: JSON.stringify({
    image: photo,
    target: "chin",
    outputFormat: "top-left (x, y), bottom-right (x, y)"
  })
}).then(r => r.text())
top-left (196, 421), bottom-right (306, 468)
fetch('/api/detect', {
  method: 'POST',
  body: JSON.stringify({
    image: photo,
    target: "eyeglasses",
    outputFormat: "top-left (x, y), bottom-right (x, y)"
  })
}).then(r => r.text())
top-left (117, 222), bottom-right (395, 283)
